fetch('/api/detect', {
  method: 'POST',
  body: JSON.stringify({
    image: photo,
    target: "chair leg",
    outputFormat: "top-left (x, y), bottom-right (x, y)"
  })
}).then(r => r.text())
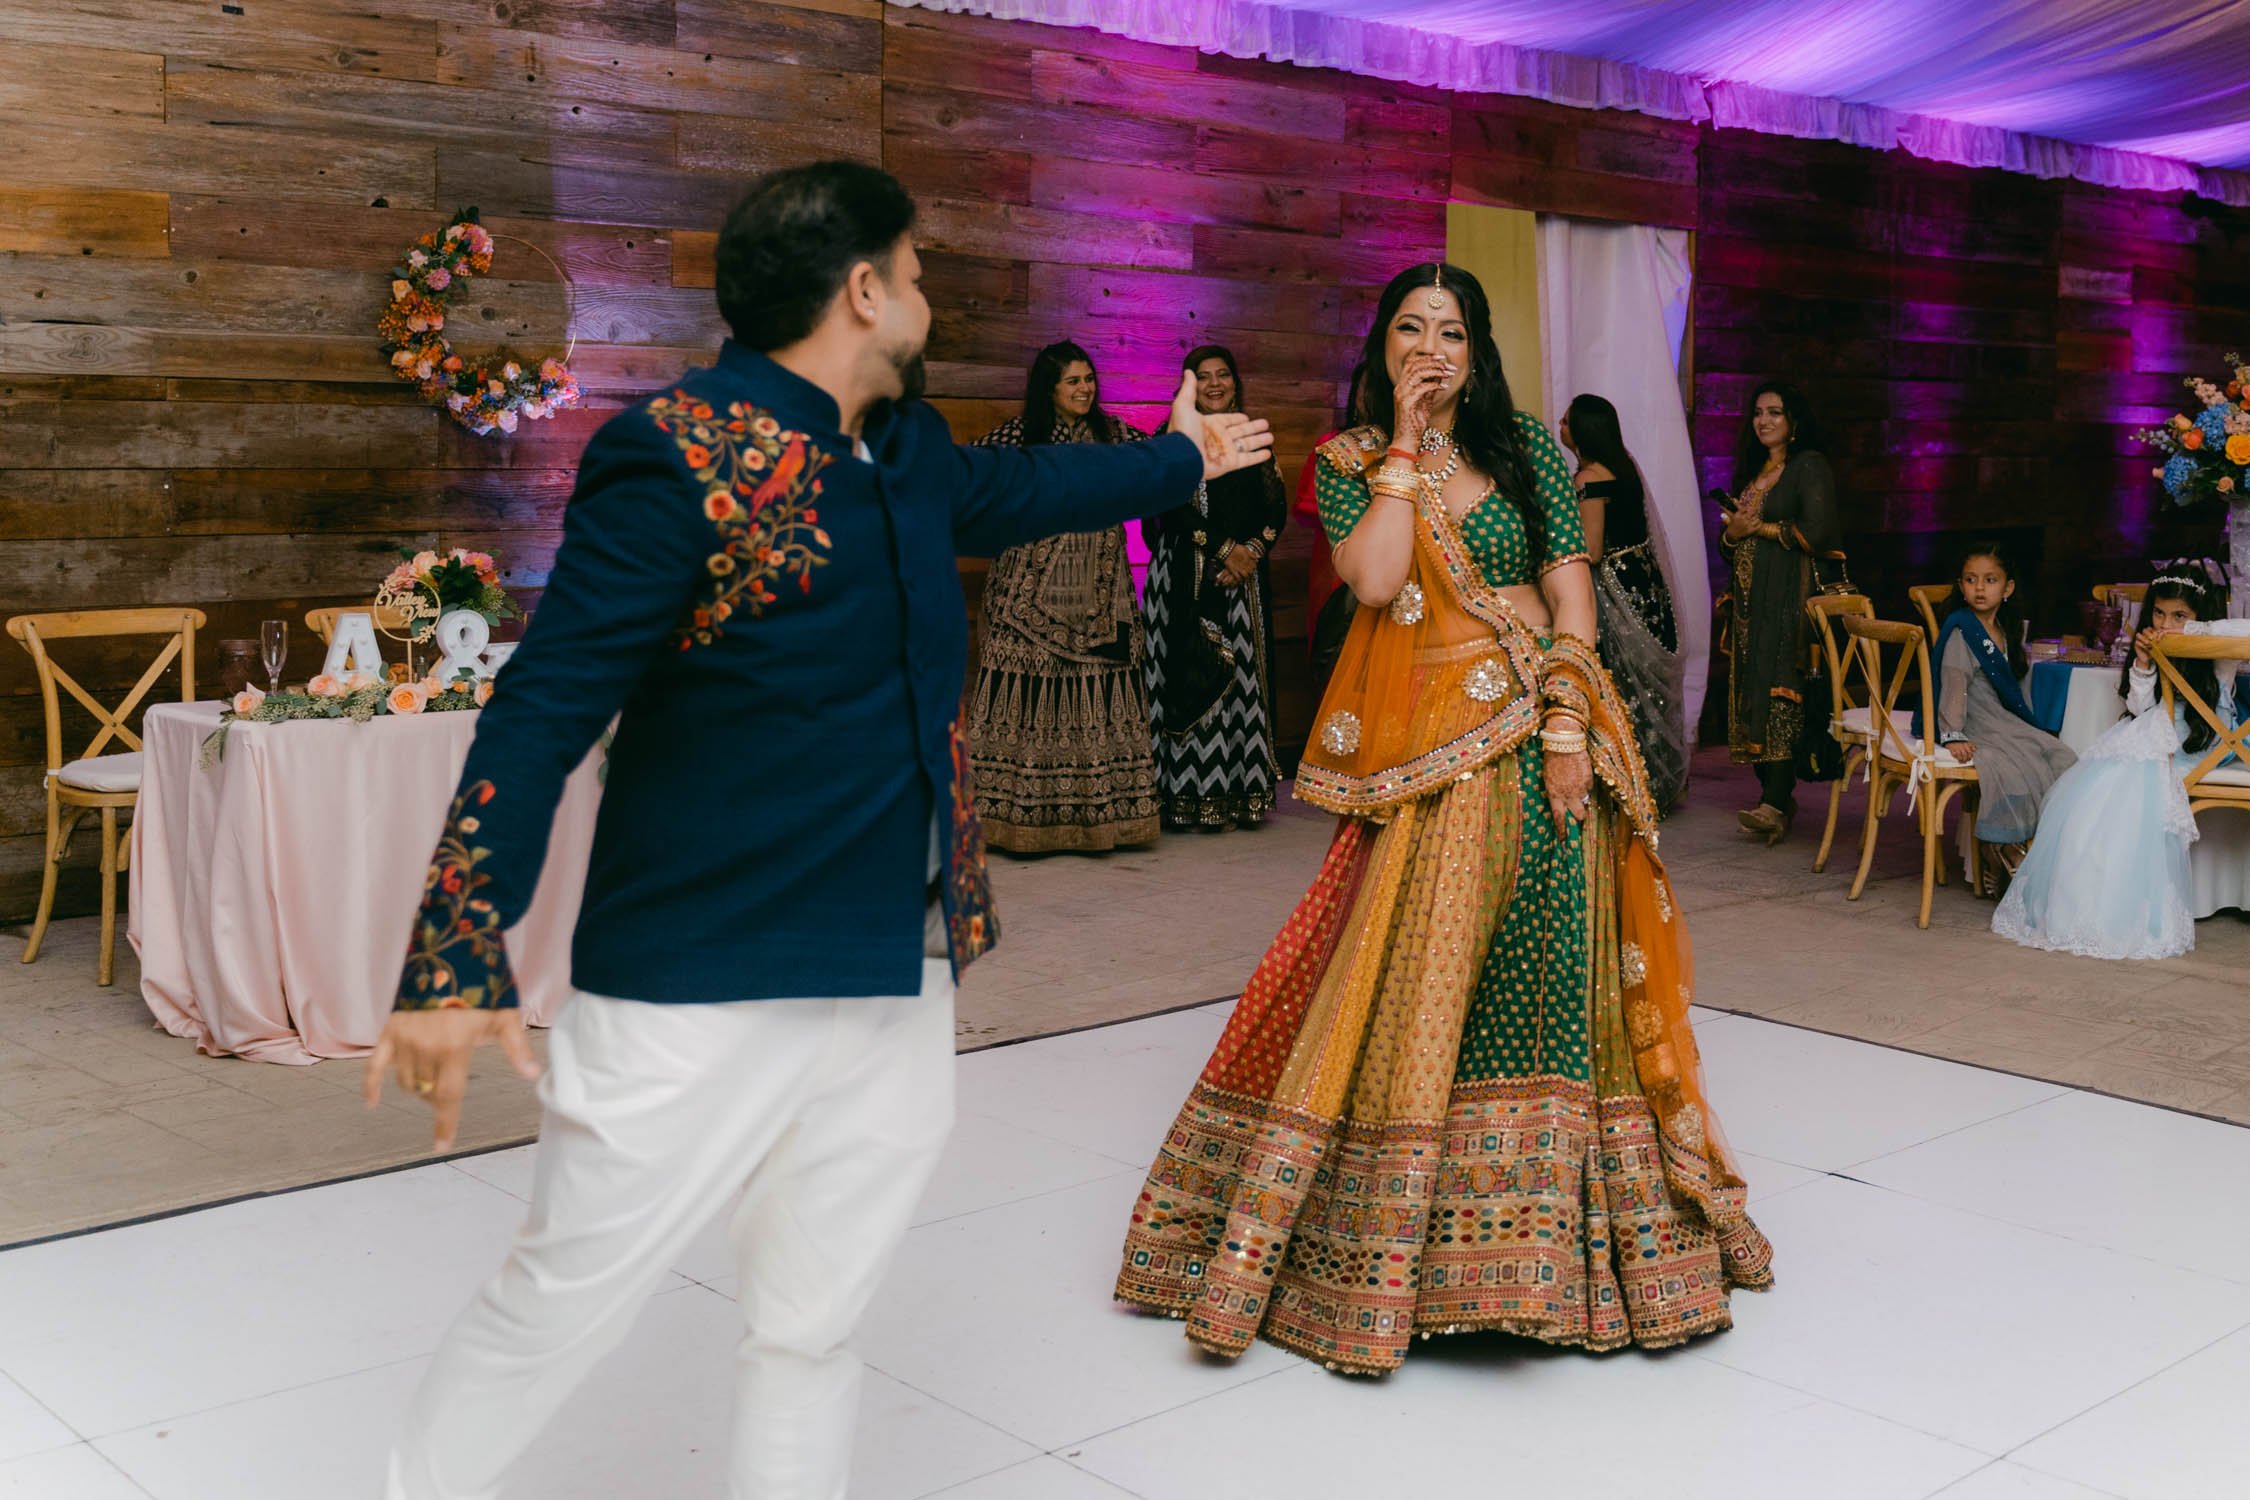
top-left (21, 802), bottom-right (78, 965)
top-left (1813, 766), bottom-right (1848, 873)
top-left (1848, 771), bottom-right (1887, 901)
top-left (98, 806), bottom-right (119, 987)
top-left (1918, 791), bottom-right (1939, 929)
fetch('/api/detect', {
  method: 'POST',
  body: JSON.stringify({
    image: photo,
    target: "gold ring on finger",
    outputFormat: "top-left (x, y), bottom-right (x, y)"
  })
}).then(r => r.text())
top-left (414, 1079), bottom-right (436, 1096)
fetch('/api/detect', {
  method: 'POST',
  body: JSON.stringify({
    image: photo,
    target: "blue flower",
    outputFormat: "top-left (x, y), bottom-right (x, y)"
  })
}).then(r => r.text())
top-left (2164, 453), bottom-right (2198, 497)
top-left (2197, 405), bottom-right (2230, 450)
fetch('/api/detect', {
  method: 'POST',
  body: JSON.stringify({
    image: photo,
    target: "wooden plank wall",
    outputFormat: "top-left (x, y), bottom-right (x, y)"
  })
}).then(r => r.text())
top-left (6, 0), bottom-right (2246, 922)
top-left (0, 0), bottom-right (878, 921)
top-left (1693, 125), bottom-right (2248, 633)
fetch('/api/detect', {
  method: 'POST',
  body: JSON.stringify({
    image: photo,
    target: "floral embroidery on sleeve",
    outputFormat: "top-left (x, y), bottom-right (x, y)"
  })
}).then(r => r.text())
top-left (399, 779), bottom-right (516, 1010)
top-left (647, 391), bottom-right (837, 649)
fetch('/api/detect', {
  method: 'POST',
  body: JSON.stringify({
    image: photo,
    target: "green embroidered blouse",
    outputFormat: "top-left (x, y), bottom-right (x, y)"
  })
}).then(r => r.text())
top-left (1317, 410), bottom-right (1586, 589)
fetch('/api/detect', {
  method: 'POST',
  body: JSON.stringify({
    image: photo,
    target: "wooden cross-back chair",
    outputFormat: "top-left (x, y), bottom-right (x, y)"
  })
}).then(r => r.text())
top-left (304, 602), bottom-right (412, 644)
top-left (2093, 582), bottom-right (2148, 613)
top-left (8, 608), bottom-right (206, 985)
top-left (1906, 584), bottom-right (1951, 641)
top-left (1804, 593), bottom-right (1874, 873)
top-left (2153, 633), bottom-right (2250, 820)
top-left (1835, 614), bottom-right (1981, 928)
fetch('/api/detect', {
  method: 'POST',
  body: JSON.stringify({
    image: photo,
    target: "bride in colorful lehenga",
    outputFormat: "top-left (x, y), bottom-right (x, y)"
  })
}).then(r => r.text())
top-left (1115, 263), bottom-right (1773, 1375)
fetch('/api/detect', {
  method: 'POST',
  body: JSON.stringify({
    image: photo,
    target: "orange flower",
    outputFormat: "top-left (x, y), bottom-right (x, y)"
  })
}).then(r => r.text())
top-left (2184, 427), bottom-right (2205, 450)
top-left (683, 443), bottom-right (713, 469)
top-left (2229, 434), bottom-right (2250, 465)
top-left (388, 682), bottom-right (429, 715)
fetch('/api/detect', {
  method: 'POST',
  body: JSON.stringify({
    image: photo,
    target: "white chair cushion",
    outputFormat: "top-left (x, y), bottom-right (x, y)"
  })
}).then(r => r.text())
top-left (52, 752), bottom-right (143, 794)
top-left (2197, 760), bottom-right (2250, 789)
top-left (1831, 708), bottom-right (1966, 768)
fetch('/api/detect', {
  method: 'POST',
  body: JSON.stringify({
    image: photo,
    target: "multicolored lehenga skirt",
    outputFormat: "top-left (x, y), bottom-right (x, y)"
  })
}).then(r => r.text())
top-left (1114, 740), bottom-right (1774, 1374)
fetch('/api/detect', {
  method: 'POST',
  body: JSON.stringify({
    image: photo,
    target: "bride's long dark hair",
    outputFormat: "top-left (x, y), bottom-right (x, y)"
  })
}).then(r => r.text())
top-left (1347, 262), bottom-right (1537, 542)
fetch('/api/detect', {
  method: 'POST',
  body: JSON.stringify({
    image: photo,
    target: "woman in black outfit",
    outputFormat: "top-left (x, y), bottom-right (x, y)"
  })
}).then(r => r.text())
top-left (1717, 381), bottom-right (1841, 844)
top-left (1560, 393), bottom-right (1688, 811)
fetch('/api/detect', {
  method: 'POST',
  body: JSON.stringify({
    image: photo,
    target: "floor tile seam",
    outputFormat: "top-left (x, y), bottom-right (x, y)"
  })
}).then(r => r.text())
top-left (910, 1452), bottom-right (1142, 1500)
top-left (1034, 1362), bottom-right (1303, 1454)
top-left (1918, 1457), bottom-right (2129, 1500)
top-left (1792, 1170), bottom-right (2250, 1293)
top-left (951, 1104), bottom-right (1152, 1170)
top-left (843, 1359), bottom-right (1066, 1478)
top-left (0, 1365), bottom-right (90, 1455)
top-left (14, 1440), bottom-right (162, 1497)
top-left (1833, 1088), bottom-right (2081, 1175)
top-left (1678, 1349), bottom-right (2007, 1459)
top-left (905, 1161), bottom-right (1147, 1234)
top-left (1990, 1314), bottom-right (2250, 1475)
top-left (1711, 1009), bottom-right (2250, 1129)
top-left (72, 1350), bottom-right (434, 1445)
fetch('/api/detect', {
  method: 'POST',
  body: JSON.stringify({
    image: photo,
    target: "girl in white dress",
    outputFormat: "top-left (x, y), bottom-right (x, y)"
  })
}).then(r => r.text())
top-left (1994, 572), bottom-right (2250, 960)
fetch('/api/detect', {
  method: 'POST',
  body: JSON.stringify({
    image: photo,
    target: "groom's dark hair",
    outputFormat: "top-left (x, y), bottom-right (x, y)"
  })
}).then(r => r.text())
top-left (716, 162), bottom-right (917, 351)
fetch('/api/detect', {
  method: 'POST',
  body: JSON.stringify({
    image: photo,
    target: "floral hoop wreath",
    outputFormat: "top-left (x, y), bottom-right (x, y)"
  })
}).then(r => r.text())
top-left (379, 207), bottom-right (583, 436)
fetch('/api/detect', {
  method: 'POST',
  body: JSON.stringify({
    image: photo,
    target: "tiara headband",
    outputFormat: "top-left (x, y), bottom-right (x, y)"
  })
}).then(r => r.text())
top-left (2151, 573), bottom-right (2210, 590)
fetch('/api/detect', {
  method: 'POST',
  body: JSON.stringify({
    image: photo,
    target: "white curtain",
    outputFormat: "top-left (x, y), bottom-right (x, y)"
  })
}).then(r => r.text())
top-left (1536, 217), bottom-right (1709, 730)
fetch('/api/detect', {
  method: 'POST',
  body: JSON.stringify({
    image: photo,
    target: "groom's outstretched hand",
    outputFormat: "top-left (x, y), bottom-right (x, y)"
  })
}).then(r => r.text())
top-left (366, 1007), bottom-right (541, 1153)
top-left (1168, 370), bottom-right (1274, 480)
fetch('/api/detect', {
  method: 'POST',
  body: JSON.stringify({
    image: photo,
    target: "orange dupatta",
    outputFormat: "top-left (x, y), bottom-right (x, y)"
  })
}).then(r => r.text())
top-left (1296, 429), bottom-right (1751, 1197)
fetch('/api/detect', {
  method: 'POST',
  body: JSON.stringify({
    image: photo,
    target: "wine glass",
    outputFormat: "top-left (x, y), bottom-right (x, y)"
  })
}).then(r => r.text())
top-left (260, 619), bottom-right (288, 693)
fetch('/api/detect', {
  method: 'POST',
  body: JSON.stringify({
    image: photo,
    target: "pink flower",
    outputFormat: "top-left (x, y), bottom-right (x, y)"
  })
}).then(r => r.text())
top-left (231, 687), bottom-right (266, 717)
top-left (387, 682), bottom-right (428, 715)
top-left (474, 678), bottom-right (494, 707)
top-left (411, 550), bottom-right (440, 574)
top-left (427, 267), bottom-right (452, 291)
top-left (345, 671), bottom-right (379, 693)
top-left (307, 674), bottom-right (347, 698)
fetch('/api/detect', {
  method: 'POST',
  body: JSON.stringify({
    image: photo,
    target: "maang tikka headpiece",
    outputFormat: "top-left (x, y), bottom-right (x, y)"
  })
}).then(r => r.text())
top-left (1426, 263), bottom-right (1446, 310)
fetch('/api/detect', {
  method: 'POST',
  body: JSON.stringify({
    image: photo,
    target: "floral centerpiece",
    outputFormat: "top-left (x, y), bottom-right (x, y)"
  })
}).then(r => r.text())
top-left (199, 673), bottom-right (492, 765)
top-left (2135, 354), bottom-right (2250, 506)
top-left (378, 208), bottom-right (581, 437)
top-left (2135, 356), bottom-right (2250, 616)
top-left (377, 547), bottom-right (520, 644)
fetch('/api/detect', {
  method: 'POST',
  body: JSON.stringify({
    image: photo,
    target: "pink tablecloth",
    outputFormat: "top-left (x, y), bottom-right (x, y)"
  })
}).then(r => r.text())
top-left (129, 702), bottom-right (601, 1064)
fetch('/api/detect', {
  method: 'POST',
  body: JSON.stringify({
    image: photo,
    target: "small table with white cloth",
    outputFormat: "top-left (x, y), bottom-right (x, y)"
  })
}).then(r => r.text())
top-left (2027, 659), bottom-right (2250, 918)
top-left (129, 701), bottom-right (602, 1064)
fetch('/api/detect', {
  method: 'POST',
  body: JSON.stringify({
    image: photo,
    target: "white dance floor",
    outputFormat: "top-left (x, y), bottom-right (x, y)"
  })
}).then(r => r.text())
top-left (2, 1001), bottom-right (2247, 1499)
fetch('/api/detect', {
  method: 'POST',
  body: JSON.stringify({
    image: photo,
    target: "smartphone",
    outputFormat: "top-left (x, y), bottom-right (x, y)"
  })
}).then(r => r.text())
top-left (1707, 486), bottom-right (1735, 513)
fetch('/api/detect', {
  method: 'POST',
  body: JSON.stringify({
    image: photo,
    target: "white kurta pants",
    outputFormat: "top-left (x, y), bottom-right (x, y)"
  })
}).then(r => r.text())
top-left (385, 958), bottom-right (956, 1499)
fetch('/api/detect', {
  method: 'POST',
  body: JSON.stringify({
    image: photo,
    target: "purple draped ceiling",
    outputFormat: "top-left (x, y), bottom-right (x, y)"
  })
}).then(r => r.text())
top-left (890, 0), bottom-right (2250, 203)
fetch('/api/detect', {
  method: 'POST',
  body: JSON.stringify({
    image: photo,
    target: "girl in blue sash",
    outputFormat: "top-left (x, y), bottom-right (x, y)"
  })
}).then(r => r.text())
top-left (1930, 545), bottom-right (2075, 875)
top-left (1996, 571), bottom-right (2250, 959)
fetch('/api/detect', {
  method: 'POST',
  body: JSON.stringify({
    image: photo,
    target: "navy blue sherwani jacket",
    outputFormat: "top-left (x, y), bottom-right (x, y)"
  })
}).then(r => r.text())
top-left (395, 341), bottom-right (1202, 1010)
